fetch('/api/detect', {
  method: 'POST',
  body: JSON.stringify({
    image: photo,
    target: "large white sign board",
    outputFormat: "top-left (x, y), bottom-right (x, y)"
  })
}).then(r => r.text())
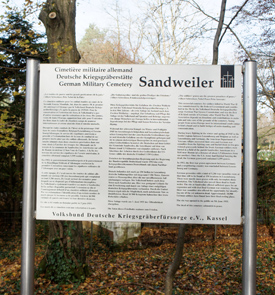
top-left (36, 64), bottom-right (242, 224)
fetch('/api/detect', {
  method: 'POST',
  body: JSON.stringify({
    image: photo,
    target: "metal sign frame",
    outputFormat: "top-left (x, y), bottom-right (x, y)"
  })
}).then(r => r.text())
top-left (20, 59), bottom-right (257, 295)
top-left (242, 60), bottom-right (257, 294)
top-left (21, 59), bottom-right (39, 295)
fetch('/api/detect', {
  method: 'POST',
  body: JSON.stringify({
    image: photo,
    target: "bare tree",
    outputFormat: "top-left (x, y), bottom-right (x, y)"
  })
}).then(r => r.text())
top-left (190, 0), bottom-right (275, 130)
top-left (102, 0), bottom-right (144, 64)
top-left (212, 0), bottom-right (227, 65)
top-left (164, 224), bottom-right (187, 295)
top-left (37, 0), bottom-right (87, 283)
top-left (104, 0), bottom-right (208, 65)
top-left (39, 0), bottom-right (79, 63)
top-left (78, 24), bottom-right (136, 64)
top-left (165, 1), bottom-right (232, 293)
top-left (232, 0), bottom-right (275, 121)
top-left (140, 0), bottom-right (200, 64)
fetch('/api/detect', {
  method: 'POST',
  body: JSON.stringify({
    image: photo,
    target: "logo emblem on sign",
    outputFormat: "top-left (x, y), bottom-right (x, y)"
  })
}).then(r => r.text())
top-left (221, 65), bottom-right (235, 88)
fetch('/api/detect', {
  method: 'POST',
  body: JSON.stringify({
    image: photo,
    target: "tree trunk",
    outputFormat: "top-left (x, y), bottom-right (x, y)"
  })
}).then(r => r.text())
top-left (8, 154), bottom-right (13, 210)
top-left (212, 0), bottom-right (227, 240)
top-left (37, 0), bottom-right (86, 283)
top-left (212, 0), bottom-right (227, 65)
top-left (13, 129), bottom-right (22, 230)
top-left (39, 0), bottom-right (80, 63)
top-left (165, 224), bottom-right (187, 295)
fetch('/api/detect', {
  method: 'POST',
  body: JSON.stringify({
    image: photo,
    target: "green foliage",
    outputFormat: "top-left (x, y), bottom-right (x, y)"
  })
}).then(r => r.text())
top-left (84, 223), bottom-right (116, 254)
top-left (257, 160), bottom-right (275, 225)
top-left (0, 9), bottom-right (47, 98)
top-left (97, 222), bottom-right (115, 250)
top-left (41, 238), bottom-right (78, 283)
top-left (0, 238), bottom-right (20, 261)
top-left (0, 6), bottom-right (47, 212)
top-left (258, 150), bottom-right (275, 161)
top-left (36, 221), bottom-right (88, 284)
top-left (0, 109), bottom-right (20, 148)
top-left (35, 220), bottom-right (49, 244)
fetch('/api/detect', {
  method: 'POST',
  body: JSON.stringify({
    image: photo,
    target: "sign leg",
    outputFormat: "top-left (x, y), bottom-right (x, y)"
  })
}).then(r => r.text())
top-left (20, 59), bottom-right (40, 295)
top-left (242, 60), bottom-right (257, 295)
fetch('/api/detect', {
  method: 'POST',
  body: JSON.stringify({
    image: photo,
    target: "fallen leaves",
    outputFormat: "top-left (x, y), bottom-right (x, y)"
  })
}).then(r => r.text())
top-left (0, 224), bottom-right (274, 294)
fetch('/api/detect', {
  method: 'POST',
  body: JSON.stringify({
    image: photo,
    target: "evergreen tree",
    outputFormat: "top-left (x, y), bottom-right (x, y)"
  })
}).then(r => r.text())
top-left (0, 9), bottom-right (47, 222)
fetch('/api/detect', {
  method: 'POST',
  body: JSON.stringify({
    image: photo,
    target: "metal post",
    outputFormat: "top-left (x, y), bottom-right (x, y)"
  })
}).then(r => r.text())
top-left (242, 60), bottom-right (257, 295)
top-left (20, 59), bottom-right (40, 295)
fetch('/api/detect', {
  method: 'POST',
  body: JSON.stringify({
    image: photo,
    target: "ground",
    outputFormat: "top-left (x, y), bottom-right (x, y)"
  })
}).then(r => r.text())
top-left (1, 161), bottom-right (274, 294)
top-left (0, 223), bottom-right (274, 294)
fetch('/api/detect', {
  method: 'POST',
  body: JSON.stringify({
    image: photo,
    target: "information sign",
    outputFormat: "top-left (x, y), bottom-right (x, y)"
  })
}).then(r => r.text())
top-left (36, 64), bottom-right (242, 224)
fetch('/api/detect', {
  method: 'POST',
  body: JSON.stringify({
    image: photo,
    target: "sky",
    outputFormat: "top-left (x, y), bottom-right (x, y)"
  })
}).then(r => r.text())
top-left (74, 0), bottom-right (242, 63)
top-left (76, 0), bottom-right (241, 44)
top-left (2, 0), bottom-right (244, 63)
top-left (4, 0), bottom-right (137, 41)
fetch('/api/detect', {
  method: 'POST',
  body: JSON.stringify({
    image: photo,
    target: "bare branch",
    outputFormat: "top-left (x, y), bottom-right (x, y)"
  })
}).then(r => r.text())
top-left (212, 0), bottom-right (227, 65)
top-left (218, 0), bottom-right (250, 46)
